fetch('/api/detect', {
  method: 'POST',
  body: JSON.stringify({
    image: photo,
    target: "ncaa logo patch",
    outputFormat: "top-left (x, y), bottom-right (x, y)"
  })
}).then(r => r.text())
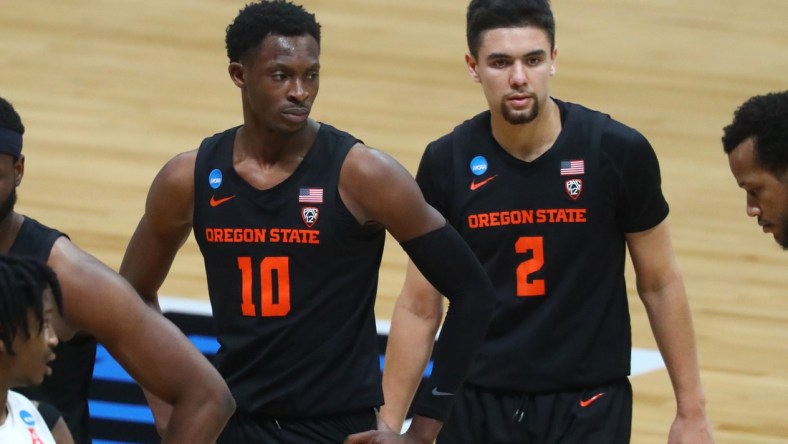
top-left (301, 207), bottom-right (319, 227)
top-left (209, 169), bottom-right (223, 190)
top-left (565, 179), bottom-right (582, 200)
top-left (469, 156), bottom-right (488, 176)
top-left (20, 409), bottom-right (36, 426)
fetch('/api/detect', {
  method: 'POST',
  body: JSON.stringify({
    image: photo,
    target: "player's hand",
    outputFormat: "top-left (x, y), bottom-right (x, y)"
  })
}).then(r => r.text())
top-left (343, 430), bottom-right (425, 444)
top-left (344, 410), bottom-right (408, 444)
top-left (667, 414), bottom-right (715, 444)
top-left (345, 413), bottom-right (439, 444)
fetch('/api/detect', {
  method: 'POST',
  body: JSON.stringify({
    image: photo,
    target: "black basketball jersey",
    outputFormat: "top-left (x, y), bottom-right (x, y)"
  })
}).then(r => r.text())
top-left (193, 124), bottom-right (386, 418)
top-left (10, 216), bottom-right (97, 444)
top-left (416, 99), bottom-right (669, 392)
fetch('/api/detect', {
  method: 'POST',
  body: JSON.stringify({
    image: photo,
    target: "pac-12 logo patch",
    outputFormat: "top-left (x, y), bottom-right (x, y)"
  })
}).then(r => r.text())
top-left (565, 179), bottom-right (582, 200)
top-left (301, 207), bottom-right (319, 227)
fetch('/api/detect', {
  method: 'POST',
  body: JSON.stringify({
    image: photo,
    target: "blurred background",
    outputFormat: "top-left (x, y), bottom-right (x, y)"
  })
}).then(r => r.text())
top-left (1, 0), bottom-right (787, 442)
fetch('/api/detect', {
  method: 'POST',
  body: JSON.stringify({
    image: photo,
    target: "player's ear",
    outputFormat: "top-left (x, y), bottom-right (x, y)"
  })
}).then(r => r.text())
top-left (465, 53), bottom-right (481, 83)
top-left (14, 155), bottom-right (25, 187)
top-left (0, 329), bottom-right (6, 355)
top-left (228, 62), bottom-right (246, 88)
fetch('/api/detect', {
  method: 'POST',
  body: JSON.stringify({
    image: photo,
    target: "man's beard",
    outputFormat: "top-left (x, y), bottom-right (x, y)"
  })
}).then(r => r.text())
top-left (501, 96), bottom-right (540, 125)
top-left (777, 215), bottom-right (788, 250)
top-left (0, 188), bottom-right (17, 223)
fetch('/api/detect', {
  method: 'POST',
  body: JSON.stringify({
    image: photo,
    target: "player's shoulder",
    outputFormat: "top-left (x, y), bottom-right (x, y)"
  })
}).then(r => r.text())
top-left (156, 149), bottom-right (197, 190)
top-left (560, 99), bottom-right (650, 152)
top-left (7, 389), bottom-right (36, 407)
top-left (426, 111), bottom-right (490, 154)
top-left (344, 141), bottom-right (405, 183)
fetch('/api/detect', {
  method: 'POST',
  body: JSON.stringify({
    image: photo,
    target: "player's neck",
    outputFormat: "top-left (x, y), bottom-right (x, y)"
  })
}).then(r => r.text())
top-left (232, 121), bottom-right (320, 190)
top-left (0, 390), bottom-right (8, 426)
top-left (0, 212), bottom-right (24, 254)
top-left (491, 98), bottom-right (561, 163)
top-left (236, 119), bottom-right (319, 165)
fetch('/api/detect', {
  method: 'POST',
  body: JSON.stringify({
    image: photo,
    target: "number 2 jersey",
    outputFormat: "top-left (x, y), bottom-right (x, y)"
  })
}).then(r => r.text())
top-left (416, 99), bottom-right (669, 392)
top-left (193, 124), bottom-right (385, 418)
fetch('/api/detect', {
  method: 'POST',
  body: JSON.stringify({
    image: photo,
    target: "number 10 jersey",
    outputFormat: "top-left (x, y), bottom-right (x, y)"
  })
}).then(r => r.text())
top-left (193, 124), bottom-right (385, 418)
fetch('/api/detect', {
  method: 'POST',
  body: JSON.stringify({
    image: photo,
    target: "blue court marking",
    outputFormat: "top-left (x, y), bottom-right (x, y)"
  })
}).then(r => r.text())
top-left (188, 335), bottom-right (220, 354)
top-left (380, 356), bottom-right (433, 378)
top-left (88, 400), bottom-right (153, 424)
top-left (93, 441), bottom-right (144, 444)
top-left (93, 335), bottom-right (220, 383)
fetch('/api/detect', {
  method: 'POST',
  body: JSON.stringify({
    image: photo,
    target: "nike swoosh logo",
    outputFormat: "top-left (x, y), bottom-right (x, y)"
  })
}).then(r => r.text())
top-left (579, 392), bottom-right (605, 407)
top-left (210, 195), bottom-right (236, 207)
top-left (431, 387), bottom-right (454, 397)
top-left (470, 174), bottom-right (498, 191)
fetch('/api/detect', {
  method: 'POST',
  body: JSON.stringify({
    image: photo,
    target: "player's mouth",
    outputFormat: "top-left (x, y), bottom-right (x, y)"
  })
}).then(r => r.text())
top-left (507, 93), bottom-right (532, 108)
top-left (45, 353), bottom-right (56, 376)
top-left (283, 107), bottom-right (310, 123)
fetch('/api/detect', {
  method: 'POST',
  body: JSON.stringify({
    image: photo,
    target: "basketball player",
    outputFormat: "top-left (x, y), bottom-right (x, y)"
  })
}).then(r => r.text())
top-left (0, 254), bottom-right (62, 444)
top-left (120, 1), bottom-right (496, 442)
top-left (723, 91), bottom-right (788, 249)
top-left (0, 95), bottom-right (235, 443)
top-left (377, 1), bottom-right (715, 443)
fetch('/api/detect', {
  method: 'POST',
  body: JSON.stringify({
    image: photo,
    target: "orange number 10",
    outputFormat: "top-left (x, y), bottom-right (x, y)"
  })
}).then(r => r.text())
top-left (515, 236), bottom-right (546, 297)
top-left (238, 256), bottom-right (291, 317)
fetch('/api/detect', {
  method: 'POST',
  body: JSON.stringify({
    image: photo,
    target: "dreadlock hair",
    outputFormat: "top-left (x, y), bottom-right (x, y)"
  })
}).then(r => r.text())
top-left (466, 0), bottom-right (555, 58)
top-left (0, 254), bottom-right (63, 356)
top-left (225, 0), bottom-right (322, 63)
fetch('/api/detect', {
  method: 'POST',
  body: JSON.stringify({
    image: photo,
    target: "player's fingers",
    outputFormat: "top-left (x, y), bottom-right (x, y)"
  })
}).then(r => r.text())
top-left (343, 430), bottom-right (380, 444)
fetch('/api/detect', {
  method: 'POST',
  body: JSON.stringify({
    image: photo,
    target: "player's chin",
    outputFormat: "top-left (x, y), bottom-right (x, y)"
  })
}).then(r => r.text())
top-left (776, 233), bottom-right (788, 250)
top-left (30, 372), bottom-right (46, 386)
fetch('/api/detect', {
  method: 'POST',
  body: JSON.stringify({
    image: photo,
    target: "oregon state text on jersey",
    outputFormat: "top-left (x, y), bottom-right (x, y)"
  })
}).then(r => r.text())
top-left (467, 208), bottom-right (587, 228)
top-left (193, 124), bottom-right (385, 418)
top-left (203, 227), bottom-right (320, 244)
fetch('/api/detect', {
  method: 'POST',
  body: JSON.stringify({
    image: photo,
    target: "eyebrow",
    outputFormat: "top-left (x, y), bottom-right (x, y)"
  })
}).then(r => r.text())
top-left (486, 48), bottom-right (547, 61)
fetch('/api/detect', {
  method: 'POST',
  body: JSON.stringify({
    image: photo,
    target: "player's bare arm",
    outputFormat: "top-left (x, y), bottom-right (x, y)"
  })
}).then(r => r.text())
top-left (120, 151), bottom-right (197, 308)
top-left (626, 219), bottom-right (714, 444)
top-left (338, 143), bottom-right (445, 240)
top-left (340, 143), bottom-right (496, 442)
top-left (380, 260), bottom-right (443, 431)
top-left (49, 236), bottom-right (235, 443)
top-left (118, 150), bottom-right (200, 436)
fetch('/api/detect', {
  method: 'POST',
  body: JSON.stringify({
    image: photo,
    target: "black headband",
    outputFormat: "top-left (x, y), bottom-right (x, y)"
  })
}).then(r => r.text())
top-left (0, 128), bottom-right (22, 158)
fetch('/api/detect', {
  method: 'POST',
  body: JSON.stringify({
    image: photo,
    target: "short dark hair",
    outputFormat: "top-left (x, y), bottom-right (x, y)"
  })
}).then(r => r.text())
top-left (0, 254), bottom-right (63, 356)
top-left (466, 0), bottom-right (555, 58)
top-left (0, 97), bottom-right (25, 135)
top-left (225, 0), bottom-right (322, 63)
top-left (722, 91), bottom-right (788, 177)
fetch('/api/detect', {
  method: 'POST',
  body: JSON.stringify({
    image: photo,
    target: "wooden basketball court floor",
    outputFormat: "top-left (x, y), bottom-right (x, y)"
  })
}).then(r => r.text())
top-left (1, 0), bottom-right (786, 442)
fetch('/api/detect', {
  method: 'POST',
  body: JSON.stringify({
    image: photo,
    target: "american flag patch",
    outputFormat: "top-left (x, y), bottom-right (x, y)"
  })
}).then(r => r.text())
top-left (298, 188), bottom-right (323, 204)
top-left (560, 159), bottom-right (585, 176)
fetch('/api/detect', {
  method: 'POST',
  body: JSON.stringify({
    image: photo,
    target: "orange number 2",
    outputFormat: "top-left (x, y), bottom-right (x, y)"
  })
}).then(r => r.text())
top-left (238, 256), bottom-right (291, 317)
top-left (515, 236), bottom-right (546, 297)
